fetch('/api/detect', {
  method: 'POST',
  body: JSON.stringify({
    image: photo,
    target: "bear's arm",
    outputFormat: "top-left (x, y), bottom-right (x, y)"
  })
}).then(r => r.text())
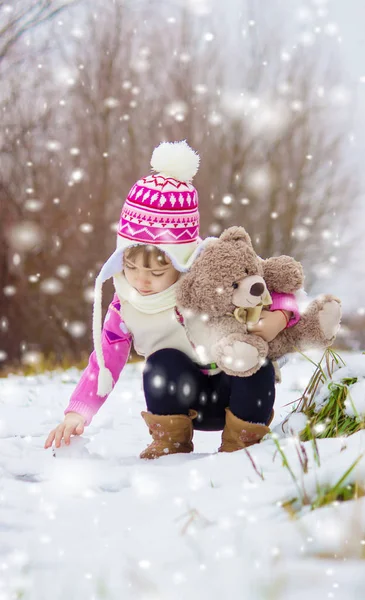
top-left (262, 256), bottom-right (304, 293)
top-left (179, 310), bottom-right (244, 365)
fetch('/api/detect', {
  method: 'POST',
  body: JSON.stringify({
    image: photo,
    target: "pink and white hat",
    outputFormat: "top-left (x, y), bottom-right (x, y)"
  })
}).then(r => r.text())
top-left (93, 140), bottom-right (210, 396)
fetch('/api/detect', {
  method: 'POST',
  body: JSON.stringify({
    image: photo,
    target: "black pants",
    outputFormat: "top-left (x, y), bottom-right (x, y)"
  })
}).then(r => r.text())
top-left (143, 348), bottom-right (275, 431)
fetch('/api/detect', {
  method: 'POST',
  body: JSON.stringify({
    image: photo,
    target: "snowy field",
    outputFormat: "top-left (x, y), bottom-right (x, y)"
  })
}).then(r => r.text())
top-left (1, 352), bottom-right (365, 600)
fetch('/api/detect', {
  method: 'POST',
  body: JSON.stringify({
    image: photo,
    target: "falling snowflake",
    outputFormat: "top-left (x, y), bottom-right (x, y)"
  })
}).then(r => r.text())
top-left (21, 351), bottom-right (43, 366)
top-left (56, 265), bottom-right (71, 278)
top-left (152, 375), bottom-right (165, 389)
top-left (194, 84), bottom-right (208, 95)
top-left (83, 287), bottom-right (95, 303)
top-left (165, 100), bottom-right (188, 122)
top-left (206, 111), bottom-right (221, 125)
top-left (6, 222), bottom-right (44, 252)
top-left (213, 206), bottom-right (231, 219)
top-left (281, 51), bottom-right (291, 62)
top-left (321, 229), bottom-right (332, 240)
top-left (103, 97), bottom-right (120, 109)
top-left (179, 53), bottom-right (191, 63)
top-left (3, 285), bottom-right (16, 296)
top-left (55, 67), bottom-right (77, 86)
top-left (71, 27), bottom-right (83, 38)
top-left (39, 278), bottom-right (63, 295)
top-left (0, 317), bottom-right (8, 332)
top-left (46, 140), bottom-right (62, 152)
top-left (247, 101), bottom-right (289, 137)
top-left (71, 169), bottom-right (84, 183)
top-left (68, 321), bottom-right (87, 338)
top-left (209, 223), bottom-right (222, 235)
top-left (246, 167), bottom-right (272, 194)
top-left (24, 199), bottom-right (43, 212)
top-left (220, 92), bottom-right (247, 118)
top-left (131, 59), bottom-right (150, 73)
top-left (324, 23), bottom-right (339, 36)
top-left (291, 227), bottom-right (310, 241)
top-left (79, 223), bottom-right (93, 234)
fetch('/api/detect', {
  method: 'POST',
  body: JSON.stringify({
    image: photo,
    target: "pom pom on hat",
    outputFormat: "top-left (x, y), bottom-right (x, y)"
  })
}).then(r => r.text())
top-left (151, 140), bottom-right (200, 183)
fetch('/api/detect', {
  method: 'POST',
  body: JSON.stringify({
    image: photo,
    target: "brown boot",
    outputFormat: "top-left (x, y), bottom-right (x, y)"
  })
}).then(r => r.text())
top-left (140, 410), bottom-right (198, 460)
top-left (218, 408), bottom-right (273, 453)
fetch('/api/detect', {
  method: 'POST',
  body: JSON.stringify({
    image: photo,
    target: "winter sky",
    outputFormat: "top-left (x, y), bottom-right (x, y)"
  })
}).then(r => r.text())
top-left (331, 0), bottom-right (365, 154)
top-left (322, 0), bottom-right (365, 309)
top-left (280, 0), bottom-right (365, 309)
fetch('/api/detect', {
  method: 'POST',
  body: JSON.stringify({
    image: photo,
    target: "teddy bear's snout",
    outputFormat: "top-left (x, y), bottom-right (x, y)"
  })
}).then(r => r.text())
top-left (232, 275), bottom-right (268, 309)
top-left (250, 282), bottom-right (265, 297)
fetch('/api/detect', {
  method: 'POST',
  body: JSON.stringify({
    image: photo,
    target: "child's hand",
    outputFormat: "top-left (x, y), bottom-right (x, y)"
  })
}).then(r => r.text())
top-left (247, 309), bottom-right (291, 342)
top-left (44, 412), bottom-right (85, 449)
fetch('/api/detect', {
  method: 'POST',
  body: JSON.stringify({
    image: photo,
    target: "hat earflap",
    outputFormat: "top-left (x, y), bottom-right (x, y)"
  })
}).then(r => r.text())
top-left (93, 276), bottom-right (114, 397)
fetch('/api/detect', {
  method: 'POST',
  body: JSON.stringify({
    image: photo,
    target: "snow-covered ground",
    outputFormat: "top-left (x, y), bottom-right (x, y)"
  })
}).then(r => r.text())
top-left (1, 352), bottom-right (365, 600)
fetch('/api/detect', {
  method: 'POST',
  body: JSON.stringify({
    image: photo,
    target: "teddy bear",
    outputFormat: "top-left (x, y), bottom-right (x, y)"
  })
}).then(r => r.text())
top-left (176, 226), bottom-right (342, 378)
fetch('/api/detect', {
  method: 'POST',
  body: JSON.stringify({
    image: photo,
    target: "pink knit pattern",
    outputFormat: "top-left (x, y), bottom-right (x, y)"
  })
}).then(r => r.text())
top-left (118, 174), bottom-right (200, 245)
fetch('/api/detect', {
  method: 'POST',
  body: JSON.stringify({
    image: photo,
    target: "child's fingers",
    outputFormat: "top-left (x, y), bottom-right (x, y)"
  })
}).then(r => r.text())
top-left (54, 425), bottom-right (66, 448)
top-left (44, 419), bottom-right (85, 450)
top-left (63, 422), bottom-right (84, 445)
top-left (44, 429), bottom-right (56, 449)
top-left (63, 426), bottom-right (75, 445)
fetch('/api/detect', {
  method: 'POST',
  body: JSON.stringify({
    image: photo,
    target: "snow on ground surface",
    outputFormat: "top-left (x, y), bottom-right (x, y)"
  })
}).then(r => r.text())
top-left (1, 352), bottom-right (365, 600)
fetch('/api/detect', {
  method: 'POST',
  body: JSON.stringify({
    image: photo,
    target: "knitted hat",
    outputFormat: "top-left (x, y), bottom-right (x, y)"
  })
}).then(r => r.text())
top-left (93, 140), bottom-right (211, 396)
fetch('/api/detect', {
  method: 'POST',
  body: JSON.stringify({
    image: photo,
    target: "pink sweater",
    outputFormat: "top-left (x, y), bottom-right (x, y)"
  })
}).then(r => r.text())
top-left (64, 292), bottom-right (300, 426)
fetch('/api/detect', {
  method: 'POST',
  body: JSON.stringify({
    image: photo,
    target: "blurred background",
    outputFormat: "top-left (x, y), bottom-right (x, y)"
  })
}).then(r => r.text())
top-left (1, 0), bottom-right (365, 373)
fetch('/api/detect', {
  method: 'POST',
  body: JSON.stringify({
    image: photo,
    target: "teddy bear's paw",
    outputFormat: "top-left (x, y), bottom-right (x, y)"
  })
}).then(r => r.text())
top-left (318, 299), bottom-right (342, 340)
top-left (221, 341), bottom-right (260, 372)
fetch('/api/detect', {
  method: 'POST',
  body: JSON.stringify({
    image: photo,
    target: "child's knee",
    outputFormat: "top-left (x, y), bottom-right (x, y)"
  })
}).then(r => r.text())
top-left (229, 361), bottom-right (276, 423)
top-left (143, 352), bottom-right (199, 415)
top-left (146, 348), bottom-right (189, 367)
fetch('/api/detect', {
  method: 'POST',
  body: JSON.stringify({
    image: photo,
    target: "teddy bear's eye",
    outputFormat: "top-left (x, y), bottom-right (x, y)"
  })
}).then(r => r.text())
top-left (232, 282), bottom-right (239, 289)
top-left (244, 268), bottom-right (249, 275)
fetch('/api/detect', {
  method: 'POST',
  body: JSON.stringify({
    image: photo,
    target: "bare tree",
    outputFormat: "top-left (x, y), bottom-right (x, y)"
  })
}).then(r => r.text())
top-left (0, 0), bottom-right (361, 370)
top-left (0, 0), bottom-right (78, 63)
top-left (0, 0), bottom-right (80, 365)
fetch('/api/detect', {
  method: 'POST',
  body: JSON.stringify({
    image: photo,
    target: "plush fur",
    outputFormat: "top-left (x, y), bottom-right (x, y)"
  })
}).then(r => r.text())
top-left (176, 226), bottom-right (342, 377)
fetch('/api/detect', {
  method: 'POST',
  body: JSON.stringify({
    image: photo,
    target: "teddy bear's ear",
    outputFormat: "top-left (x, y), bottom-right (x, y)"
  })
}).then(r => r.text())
top-left (176, 271), bottom-right (195, 309)
top-left (262, 256), bottom-right (304, 293)
top-left (219, 226), bottom-right (253, 247)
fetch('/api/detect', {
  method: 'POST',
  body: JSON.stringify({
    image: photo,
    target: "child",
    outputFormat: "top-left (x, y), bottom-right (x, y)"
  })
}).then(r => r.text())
top-left (44, 141), bottom-right (300, 459)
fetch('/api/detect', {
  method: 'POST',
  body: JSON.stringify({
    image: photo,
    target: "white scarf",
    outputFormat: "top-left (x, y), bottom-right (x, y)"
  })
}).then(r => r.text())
top-left (113, 272), bottom-right (179, 314)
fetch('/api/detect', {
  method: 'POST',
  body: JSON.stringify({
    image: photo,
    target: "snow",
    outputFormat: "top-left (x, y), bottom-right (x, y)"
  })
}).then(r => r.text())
top-left (346, 379), bottom-right (365, 417)
top-left (0, 353), bottom-right (365, 599)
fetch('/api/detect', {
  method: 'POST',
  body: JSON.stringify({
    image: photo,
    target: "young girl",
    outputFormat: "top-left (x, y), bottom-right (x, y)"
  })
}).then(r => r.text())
top-left (44, 141), bottom-right (300, 459)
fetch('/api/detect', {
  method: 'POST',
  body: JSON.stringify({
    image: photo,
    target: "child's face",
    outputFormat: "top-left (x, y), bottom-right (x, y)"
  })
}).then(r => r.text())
top-left (123, 253), bottom-right (180, 295)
